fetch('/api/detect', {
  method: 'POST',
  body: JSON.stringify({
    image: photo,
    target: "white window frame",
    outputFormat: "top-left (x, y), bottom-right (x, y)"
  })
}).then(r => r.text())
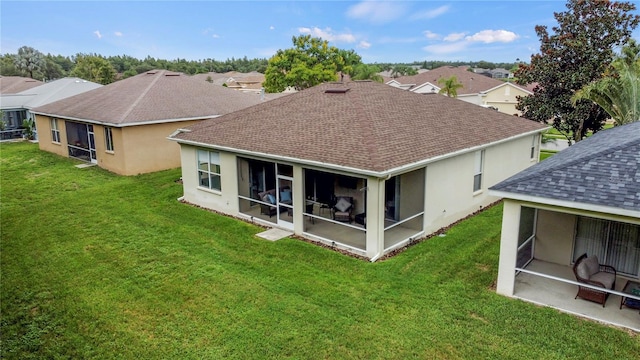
top-left (50, 118), bottom-right (60, 143)
top-left (197, 149), bottom-right (221, 192)
top-left (530, 134), bottom-right (538, 160)
top-left (105, 127), bottom-right (114, 152)
top-left (473, 150), bottom-right (484, 192)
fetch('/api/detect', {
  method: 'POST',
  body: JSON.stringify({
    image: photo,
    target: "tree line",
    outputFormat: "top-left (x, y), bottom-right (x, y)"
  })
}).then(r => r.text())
top-left (1, 45), bottom-right (520, 86)
top-left (1, 50), bottom-right (271, 84)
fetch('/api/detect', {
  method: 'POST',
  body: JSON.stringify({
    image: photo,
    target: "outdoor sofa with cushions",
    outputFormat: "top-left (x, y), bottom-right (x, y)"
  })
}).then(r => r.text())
top-left (572, 253), bottom-right (617, 307)
top-left (257, 187), bottom-right (292, 217)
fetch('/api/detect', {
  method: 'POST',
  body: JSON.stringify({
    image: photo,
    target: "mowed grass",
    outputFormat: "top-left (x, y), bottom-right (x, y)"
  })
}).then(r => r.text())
top-left (1, 142), bottom-right (638, 359)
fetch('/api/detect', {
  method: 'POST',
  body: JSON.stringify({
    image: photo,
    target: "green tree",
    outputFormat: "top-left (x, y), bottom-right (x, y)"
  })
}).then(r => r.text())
top-left (437, 75), bottom-right (464, 97)
top-left (71, 54), bottom-right (117, 84)
top-left (0, 54), bottom-right (21, 76)
top-left (13, 46), bottom-right (44, 79)
top-left (515, 0), bottom-right (639, 143)
top-left (263, 35), bottom-right (361, 92)
top-left (390, 65), bottom-right (417, 78)
top-left (350, 64), bottom-right (383, 82)
top-left (41, 57), bottom-right (65, 80)
top-left (572, 39), bottom-right (640, 126)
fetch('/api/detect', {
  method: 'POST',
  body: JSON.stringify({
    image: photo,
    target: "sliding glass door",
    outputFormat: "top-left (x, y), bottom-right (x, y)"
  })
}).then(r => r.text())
top-left (573, 217), bottom-right (640, 276)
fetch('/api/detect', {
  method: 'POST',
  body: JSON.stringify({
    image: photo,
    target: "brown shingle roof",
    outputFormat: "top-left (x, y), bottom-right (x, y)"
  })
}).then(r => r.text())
top-left (32, 70), bottom-right (267, 126)
top-left (173, 81), bottom-right (547, 174)
top-left (393, 66), bottom-right (529, 94)
top-left (0, 76), bottom-right (43, 94)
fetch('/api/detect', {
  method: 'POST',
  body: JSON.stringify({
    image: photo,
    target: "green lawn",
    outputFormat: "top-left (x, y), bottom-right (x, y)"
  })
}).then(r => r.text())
top-left (1, 142), bottom-right (638, 359)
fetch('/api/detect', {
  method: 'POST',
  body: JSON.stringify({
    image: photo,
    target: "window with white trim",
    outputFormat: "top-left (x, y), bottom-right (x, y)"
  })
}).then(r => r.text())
top-left (530, 134), bottom-right (538, 160)
top-left (50, 118), bottom-right (60, 143)
top-left (105, 127), bottom-right (114, 152)
top-left (473, 150), bottom-right (484, 192)
top-left (197, 149), bottom-right (221, 191)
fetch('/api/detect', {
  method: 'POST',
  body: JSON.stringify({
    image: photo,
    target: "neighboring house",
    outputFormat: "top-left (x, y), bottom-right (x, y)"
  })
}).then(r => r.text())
top-left (489, 68), bottom-right (511, 79)
top-left (0, 77), bottom-right (102, 139)
top-left (0, 76), bottom-right (43, 94)
top-left (192, 71), bottom-right (266, 93)
top-left (31, 70), bottom-right (271, 175)
top-left (387, 66), bottom-right (531, 116)
top-left (490, 122), bottom-right (640, 329)
top-left (170, 80), bottom-right (547, 260)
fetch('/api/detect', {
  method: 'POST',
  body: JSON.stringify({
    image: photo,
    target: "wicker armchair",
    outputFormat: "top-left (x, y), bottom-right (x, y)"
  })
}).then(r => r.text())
top-left (572, 253), bottom-right (617, 307)
top-left (332, 196), bottom-right (353, 223)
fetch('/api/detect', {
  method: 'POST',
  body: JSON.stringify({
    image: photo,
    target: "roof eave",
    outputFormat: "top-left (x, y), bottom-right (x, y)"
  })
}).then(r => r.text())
top-left (170, 126), bottom-right (548, 179)
top-left (30, 111), bottom-right (218, 127)
top-left (489, 189), bottom-right (640, 221)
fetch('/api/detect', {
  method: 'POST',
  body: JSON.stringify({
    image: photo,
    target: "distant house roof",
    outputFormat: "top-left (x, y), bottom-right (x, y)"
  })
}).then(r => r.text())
top-left (391, 66), bottom-right (528, 95)
top-left (490, 122), bottom-right (640, 216)
top-left (7, 77), bottom-right (102, 109)
top-left (0, 76), bottom-right (43, 94)
top-left (172, 80), bottom-right (547, 176)
top-left (32, 70), bottom-right (271, 126)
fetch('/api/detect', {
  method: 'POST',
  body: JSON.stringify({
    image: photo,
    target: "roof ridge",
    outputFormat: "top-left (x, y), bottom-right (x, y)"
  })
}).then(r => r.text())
top-left (118, 70), bottom-right (165, 122)
top-left (349, 83), bottom-right (380, 168)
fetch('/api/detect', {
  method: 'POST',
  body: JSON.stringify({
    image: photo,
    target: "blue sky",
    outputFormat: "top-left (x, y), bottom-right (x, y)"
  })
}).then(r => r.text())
top-left (2, 1), bottom-right (639, 64)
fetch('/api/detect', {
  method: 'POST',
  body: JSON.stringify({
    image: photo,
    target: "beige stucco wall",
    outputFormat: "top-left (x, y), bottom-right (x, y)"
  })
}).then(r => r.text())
top-left (35, 114), bottom-right (68, 157)
top-left (534, 210), bottom-right (576, 266)
top-left (423, 134), bottom-right (539, 234)
top-left (36, 114), bottom-right (199, 175)
top-left (116, 120), bottom-right (200, 175)
top-left (482, 84), bottom-right (531, 116)
top-left (179, 145), bottom-right (240, 216)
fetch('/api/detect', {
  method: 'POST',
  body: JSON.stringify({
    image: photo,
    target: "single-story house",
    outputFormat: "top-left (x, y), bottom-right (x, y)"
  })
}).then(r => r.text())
top-left (170, 80), bottom-right (548, 260)
top-left (31, 70), bottom-right (273, 175)
top-left (490, 121), bottom-right (640, 330)
top-left (0, 77), bottom-right (102, 139)
top-left (387, 66), bottom-right (532, 116)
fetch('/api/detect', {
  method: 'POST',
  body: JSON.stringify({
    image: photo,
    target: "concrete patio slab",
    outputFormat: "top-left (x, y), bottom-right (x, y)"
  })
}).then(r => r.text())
top-left (256, 228), bottom-right (293, 242)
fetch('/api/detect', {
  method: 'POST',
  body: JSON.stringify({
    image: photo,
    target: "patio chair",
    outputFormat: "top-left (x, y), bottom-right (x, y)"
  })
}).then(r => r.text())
top-left (258, 190), bottom-right (277, 218)
top-left (332, 196), bottom-right (353, 223)
top-left (572, 253), bottom-right (617, 307)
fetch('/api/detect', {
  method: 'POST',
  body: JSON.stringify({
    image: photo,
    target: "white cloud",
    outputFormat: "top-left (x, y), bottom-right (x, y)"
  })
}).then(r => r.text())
top-left (212, 34), bottom-right (220, 39)
top-left (346, 1), bottom-right (407, 24)
top-left (93, 30), bottom-right (102, 39)
top-left (410, 5), bottom-right (450, 20)
top-left (269, 26), bottom-right (275, 30)
top-left (358, 40), bottom-right (371, 49)
top-left (114, 31), bottom-right (123, 37)
top-left (465, 30), bottom-right (519, 43)
top-left (423, 31), bottom-right (440, 40)
top-left (298, 27), bottom-right (356, 43)
top-left (423, 41), bottom-right (469, 55)
top-left (379, 36), bottom-right (422, 44)
top-left (444, 32), bottom-right (466, 42)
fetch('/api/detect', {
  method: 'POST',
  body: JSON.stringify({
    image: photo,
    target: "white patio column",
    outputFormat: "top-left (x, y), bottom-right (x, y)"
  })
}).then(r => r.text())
top-left (496, 199), bottom-right (521, 296)
top-left (365, 176), bottom-right (385, 260)
top-left (292, 165), bottom-right (304, 235)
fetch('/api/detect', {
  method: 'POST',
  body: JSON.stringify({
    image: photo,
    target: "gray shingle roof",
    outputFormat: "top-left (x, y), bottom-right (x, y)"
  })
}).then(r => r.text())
top-left (490, 122), bottom-right (640, 212)
top-left (31, 70), bottom-right (267, 126)
top-left (172, 80), bottom-right (547, 174)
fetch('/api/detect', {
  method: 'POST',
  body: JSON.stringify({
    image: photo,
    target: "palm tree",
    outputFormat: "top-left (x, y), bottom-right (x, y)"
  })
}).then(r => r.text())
top-left (437, 75), bottom-right (464, 98)
top-left (572, 40), bottom-right (640, 126)
top-left (350, 64), bottom-right (383, 82)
